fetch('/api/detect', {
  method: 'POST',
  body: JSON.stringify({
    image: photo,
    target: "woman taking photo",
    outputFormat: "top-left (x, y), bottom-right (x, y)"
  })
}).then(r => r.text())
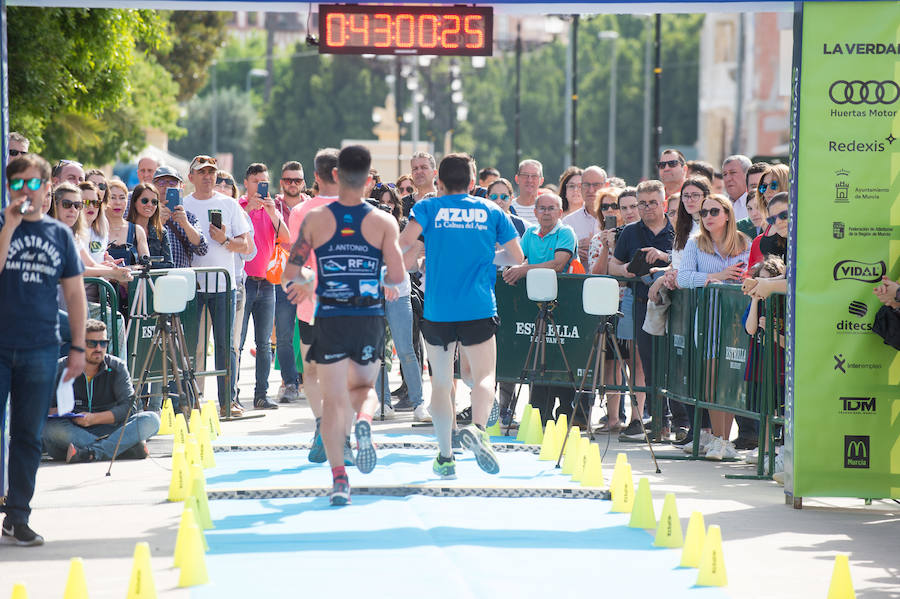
top-left (106, 179), bottom-right (149, 266)
top-left (128, 182), bottom-right (173, 268)
top-left (747, 166), bottom-right (790, 270)
top-left (587, 186), bottom-right (621, 274)
top-left (676, 194), bottom-right (750, 461)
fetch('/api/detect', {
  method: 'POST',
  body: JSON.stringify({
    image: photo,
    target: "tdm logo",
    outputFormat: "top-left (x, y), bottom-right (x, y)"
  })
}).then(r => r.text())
top-left (833, 260), bottom-right (886, 283)
top-left (839, 397), bottom-right (876, 414)
top-left (844, 435), bottom-right (870, 469)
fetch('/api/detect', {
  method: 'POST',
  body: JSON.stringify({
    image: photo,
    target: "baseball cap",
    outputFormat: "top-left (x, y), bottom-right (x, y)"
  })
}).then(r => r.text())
top-left (153, 165), bottom-right (183, 182)
top-left (190, 155), bottom-right (217, 171)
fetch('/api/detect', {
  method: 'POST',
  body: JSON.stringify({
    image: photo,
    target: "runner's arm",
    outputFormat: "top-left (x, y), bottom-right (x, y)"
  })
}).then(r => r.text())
top-left (398, 218), bottom-right (422, 253)
top-left (381, 218), bottom-right (405, 286)
top-left (284, 216), bottom-right (315, 283)
top-left (494, 237), bottom-right (524, 266)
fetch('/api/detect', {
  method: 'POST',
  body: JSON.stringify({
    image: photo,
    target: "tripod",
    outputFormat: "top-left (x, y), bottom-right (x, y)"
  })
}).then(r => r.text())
top-left (125, 260), bottom-right (155, 373)
top-left (556, 312), bottom-right (661, 473)
top-left (505, 300), bottom-right (589, 437)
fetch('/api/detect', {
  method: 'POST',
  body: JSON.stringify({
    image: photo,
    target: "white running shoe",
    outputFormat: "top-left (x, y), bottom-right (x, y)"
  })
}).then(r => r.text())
top-left (704, 436), bottom-right (726, 460)
top-left (413, 404), bottom-right (432, 423)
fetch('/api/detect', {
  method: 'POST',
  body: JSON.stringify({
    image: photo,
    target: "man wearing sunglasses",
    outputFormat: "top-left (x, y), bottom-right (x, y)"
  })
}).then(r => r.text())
top-left (401, 152), bottom-right (438, 216)
top-left (656, 149), bottom-right (687, 198)
top-left (564, 165), bottom-right (607, 265)
top-left (153, 166), bottom-right (208, 269)
top-left (42, 319), bottom-right (160, 465)
top-left (1, 154), bottom-right (86, 546)
top-left (7, 132), bottom-right (28, 165)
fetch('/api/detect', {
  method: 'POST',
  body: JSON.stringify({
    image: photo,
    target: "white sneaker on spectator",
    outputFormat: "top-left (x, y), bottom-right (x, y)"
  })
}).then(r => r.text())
top-left (744, 448), bottom-right (761, 464)
top-left (720, 439), bottom-right (738, 460)
top-left (413, 404), bottom-right (432, 423)
top-left (682, 429), bottom-right (715, 455)
top-left (704, 436), bottom-right (726, 460)
top-left (374, 402), bottom-right (395, 419)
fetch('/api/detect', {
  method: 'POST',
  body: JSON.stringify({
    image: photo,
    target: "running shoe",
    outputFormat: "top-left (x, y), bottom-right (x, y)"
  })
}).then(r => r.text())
top-left (330, 476), bottom-right (351, 506)
top-left (487, 398), bottom-right (500, 427)
top-left (343, 437), bottom-right (356, 466)
top-left (456, 406), bottom-right (472, 424)
top-left (1, 518), bottom-right (44, 547)
top-left (432, 455), bottom-right (457, 480)
top-left (309, 421), bottom-right (327, 464)
top-left (451, 429), bottom-right (462, 452)
top-left (458, 424), bottom-right (500, 474)
top-left (355, 419), bottom-right (377, 474)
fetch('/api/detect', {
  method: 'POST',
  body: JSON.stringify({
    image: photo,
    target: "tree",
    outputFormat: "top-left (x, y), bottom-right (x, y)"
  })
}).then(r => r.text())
top-left (168, 87), bottom-right (259, 177)
top-left (253, 50), bottom-right (389, 178)
top-left (152, 11), bottom-right (232, 102)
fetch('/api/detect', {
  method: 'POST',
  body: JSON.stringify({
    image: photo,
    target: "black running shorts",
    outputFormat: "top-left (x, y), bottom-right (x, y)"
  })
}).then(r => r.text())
top-left (421, 316), bottom-right (499, 351)
top-left (307, 315), bottom-right (385, 365)
top-left (298, 320), bottom-right (315, 346)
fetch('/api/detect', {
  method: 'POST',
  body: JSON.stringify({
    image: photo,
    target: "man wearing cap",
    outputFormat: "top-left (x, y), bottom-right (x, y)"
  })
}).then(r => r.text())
top-left (152, 166), bottom-right (208, 269)
top-left (182, 155), bottom-right (253, 415)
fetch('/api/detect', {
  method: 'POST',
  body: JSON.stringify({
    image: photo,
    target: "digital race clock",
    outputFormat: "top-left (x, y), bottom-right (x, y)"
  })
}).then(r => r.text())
top-left (318, 5), bottom-right (493, 56)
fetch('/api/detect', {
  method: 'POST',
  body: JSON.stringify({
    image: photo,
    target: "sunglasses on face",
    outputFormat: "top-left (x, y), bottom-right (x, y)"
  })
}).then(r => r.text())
top-left (59, 200), bottom-right (83, 210)
top-left (281, 177), bottom-right (304, 185)
top-left (85, 199), bottom-right (104, 208)
top-left (8, 149), bottom-right (26, 157)
top-left (637, 200), bottom-right (660, 209)
top-left (600, 203), bottom-right (618, 212)
top-left (657, 159), bottom-right (682, 169)
top-left (699, 207), bottom-right (722, 218)
top-left (766, 209), bottom-right (789, 225)
top-left (215, 177), bottom-right (233, 186)
top-left (94, 182), bottom-right (108, 191)
top-left (398, 185), bottom-right (415, 194)
top-left (139, 197), bottom-right (159, 207)
top-left (489, 193), bottom-right (510, 202)
top-left (758, 180), bottom-right (779, 194)
top-left (9, 177), bottom-right (44, 191)
top-left (85, 339), bottom-right (109, 348)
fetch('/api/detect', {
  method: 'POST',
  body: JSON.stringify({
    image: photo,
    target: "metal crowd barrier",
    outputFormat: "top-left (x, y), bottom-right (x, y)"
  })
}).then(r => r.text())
top-left (124, 267), bottom-right (233, 415)
top-left (83, 277), bottom-right (121, 357)
top-left (495, 274), bottom-right (785, 472)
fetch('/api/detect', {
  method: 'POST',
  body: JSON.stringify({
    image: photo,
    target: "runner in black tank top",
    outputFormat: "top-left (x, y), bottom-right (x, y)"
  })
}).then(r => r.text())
top-left (283, 146), bottom-right (405, 506)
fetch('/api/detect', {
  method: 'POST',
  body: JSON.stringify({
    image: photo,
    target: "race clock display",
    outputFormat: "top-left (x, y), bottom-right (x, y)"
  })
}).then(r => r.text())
top-left (318, 5), bottom-right (493, 56)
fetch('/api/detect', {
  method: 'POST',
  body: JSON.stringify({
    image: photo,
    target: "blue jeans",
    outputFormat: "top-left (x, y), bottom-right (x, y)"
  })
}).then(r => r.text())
top-left (196, 291), bottom-right (236, 408)
top-left (0, 344), bottom-right (59, 524)
top-left (239, 278), bottom-right (275, 398)
top-left (274, 284), bottom-right (300, 387)
top-left (42, 412), bottom-right (160, 460)
top-left (375, 294), bottom-right (423, 407)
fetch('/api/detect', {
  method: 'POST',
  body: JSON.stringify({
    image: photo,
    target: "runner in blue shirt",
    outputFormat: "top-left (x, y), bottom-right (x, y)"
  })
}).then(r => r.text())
top-left (283, 146), bottom-right (405, 506)
top-left (399, 153), bottom-right (523, 479)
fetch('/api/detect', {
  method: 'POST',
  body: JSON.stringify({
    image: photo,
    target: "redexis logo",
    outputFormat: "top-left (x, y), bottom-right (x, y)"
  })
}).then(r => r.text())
top-left (833, 260), bottom-right (886, 283)
top-left (844, 435), bottom-right (870, 469)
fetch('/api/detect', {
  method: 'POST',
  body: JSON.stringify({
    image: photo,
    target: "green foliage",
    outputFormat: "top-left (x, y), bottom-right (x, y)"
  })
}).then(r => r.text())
top-left (153, 11), bottom-right (232, 102)
top-left (253, 51), bottom-right (389, 180)
top-left (168, 86), bottom-right (259, 179)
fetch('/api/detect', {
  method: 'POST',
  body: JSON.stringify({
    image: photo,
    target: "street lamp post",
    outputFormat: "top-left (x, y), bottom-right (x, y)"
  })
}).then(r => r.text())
top-left (246, 68), bottom-right (269, 93)
top-left (599, 31), bottom-right (620, 175)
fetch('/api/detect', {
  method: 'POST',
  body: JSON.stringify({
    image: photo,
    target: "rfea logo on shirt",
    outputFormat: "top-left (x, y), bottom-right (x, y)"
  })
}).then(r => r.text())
top-left (434, 207), bottom-right (489, 231)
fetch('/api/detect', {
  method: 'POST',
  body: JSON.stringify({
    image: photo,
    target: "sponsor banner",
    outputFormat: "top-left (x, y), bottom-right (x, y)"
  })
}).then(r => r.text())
top-left (792, 1), bottom-right (900, 498)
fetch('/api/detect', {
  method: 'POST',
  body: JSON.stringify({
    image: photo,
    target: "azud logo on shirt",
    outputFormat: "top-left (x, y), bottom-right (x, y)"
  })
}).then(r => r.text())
top-left (434, 207), bottom-right (489, 230)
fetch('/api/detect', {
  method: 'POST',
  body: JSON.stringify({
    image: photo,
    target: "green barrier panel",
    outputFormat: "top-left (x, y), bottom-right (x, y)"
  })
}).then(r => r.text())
top-left (666, 289), bottom-right (693, 398)
top-left (83, 277), bottom-right (121, 358)
top-left (495, 273), bottom-right (597, 386)
top-left (709, 286), bottom-right (750, 411)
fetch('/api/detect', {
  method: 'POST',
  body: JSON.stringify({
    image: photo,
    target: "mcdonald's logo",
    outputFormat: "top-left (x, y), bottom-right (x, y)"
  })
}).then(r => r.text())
top-left (843, 435), bottom-right (870, 469)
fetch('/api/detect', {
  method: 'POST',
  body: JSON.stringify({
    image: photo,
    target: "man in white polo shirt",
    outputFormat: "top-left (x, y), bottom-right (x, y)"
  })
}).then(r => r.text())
top-left (182, 155), bottom-right (253, 416)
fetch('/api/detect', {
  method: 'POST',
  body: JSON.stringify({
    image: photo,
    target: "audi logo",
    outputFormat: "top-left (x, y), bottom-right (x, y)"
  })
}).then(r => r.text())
top-left (829, 80), bottom-right (900, 105)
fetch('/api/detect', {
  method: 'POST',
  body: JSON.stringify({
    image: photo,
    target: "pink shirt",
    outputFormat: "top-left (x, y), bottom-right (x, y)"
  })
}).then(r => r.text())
top-left (239, 195), bottom-right (283, 278)
top-left (288, 195), bottom-right (338, 323)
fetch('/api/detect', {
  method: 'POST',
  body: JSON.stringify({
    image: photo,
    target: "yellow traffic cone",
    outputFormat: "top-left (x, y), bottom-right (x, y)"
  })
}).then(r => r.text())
top-left (168, 446), bottom-right (190, 502)
top-left (653, 493), bottom-right (684, 548)
top-left (62, 558), bottom-right (89, 599)
top-left (207, 400), bottom-right (222, 435)
top-left (185, 496), bottom-right (210, 551)
top-left (186, 435), bottom-right (202, 468)
top-left (200, 401), bottom-right (218, 441)
top-left (827, 555), bottom-right (856, 599)
top-left (610, 453), bottom-right (628, 494)
top-left (610, 463), bottom-right (634, 513)
top-left (571, 436), bottom-right (590, 482)
top-left (679, 511), bottom-right (706, 567)
top-left (173, 413), bottom-right (188, 449)
top-left (175, 506), bottom-right (208, 568)
top-left (696, 525), bottom-right (727, 586)
top-left (189, 409), bottom-right (203, 435)
top-left (195, 424), bottom-right (216, 469)
top-left (10, 583), bottom-right (29, 599)
top-left (486, 419), bottom-right (501, 437)
top-left (515, 404), bottom-right (532, 442)
top-left (560, 427), bottom-right (581, 475)
top-left (158, 399), bottom-right (175, 435)
top-left (538, 419), bottom-right (558, 460)
top-left (190, 467), bottom-right (214, 530)
top-left (125, 542), bottom-right (157, 599)
top-left (177, 522), bottom-right (209, 587)
top-left (525, 408), bottom-right (544, 445)
top-left (581, 443), bottom-right (604, 487)
top-left (628, 477), bottom-right (656, 528)
top-left (555, 413), bottom-right (568, 439)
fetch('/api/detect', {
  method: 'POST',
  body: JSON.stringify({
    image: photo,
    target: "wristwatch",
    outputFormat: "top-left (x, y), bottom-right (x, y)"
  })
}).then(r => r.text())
top-left (894, 286), bottom-right (900, 303)
top-left (223, 237), bottom-right (232, 249)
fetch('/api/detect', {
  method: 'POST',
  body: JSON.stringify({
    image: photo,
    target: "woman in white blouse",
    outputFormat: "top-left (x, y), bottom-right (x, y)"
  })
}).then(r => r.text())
top-left (676, 194), bottom-right (750, 461)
